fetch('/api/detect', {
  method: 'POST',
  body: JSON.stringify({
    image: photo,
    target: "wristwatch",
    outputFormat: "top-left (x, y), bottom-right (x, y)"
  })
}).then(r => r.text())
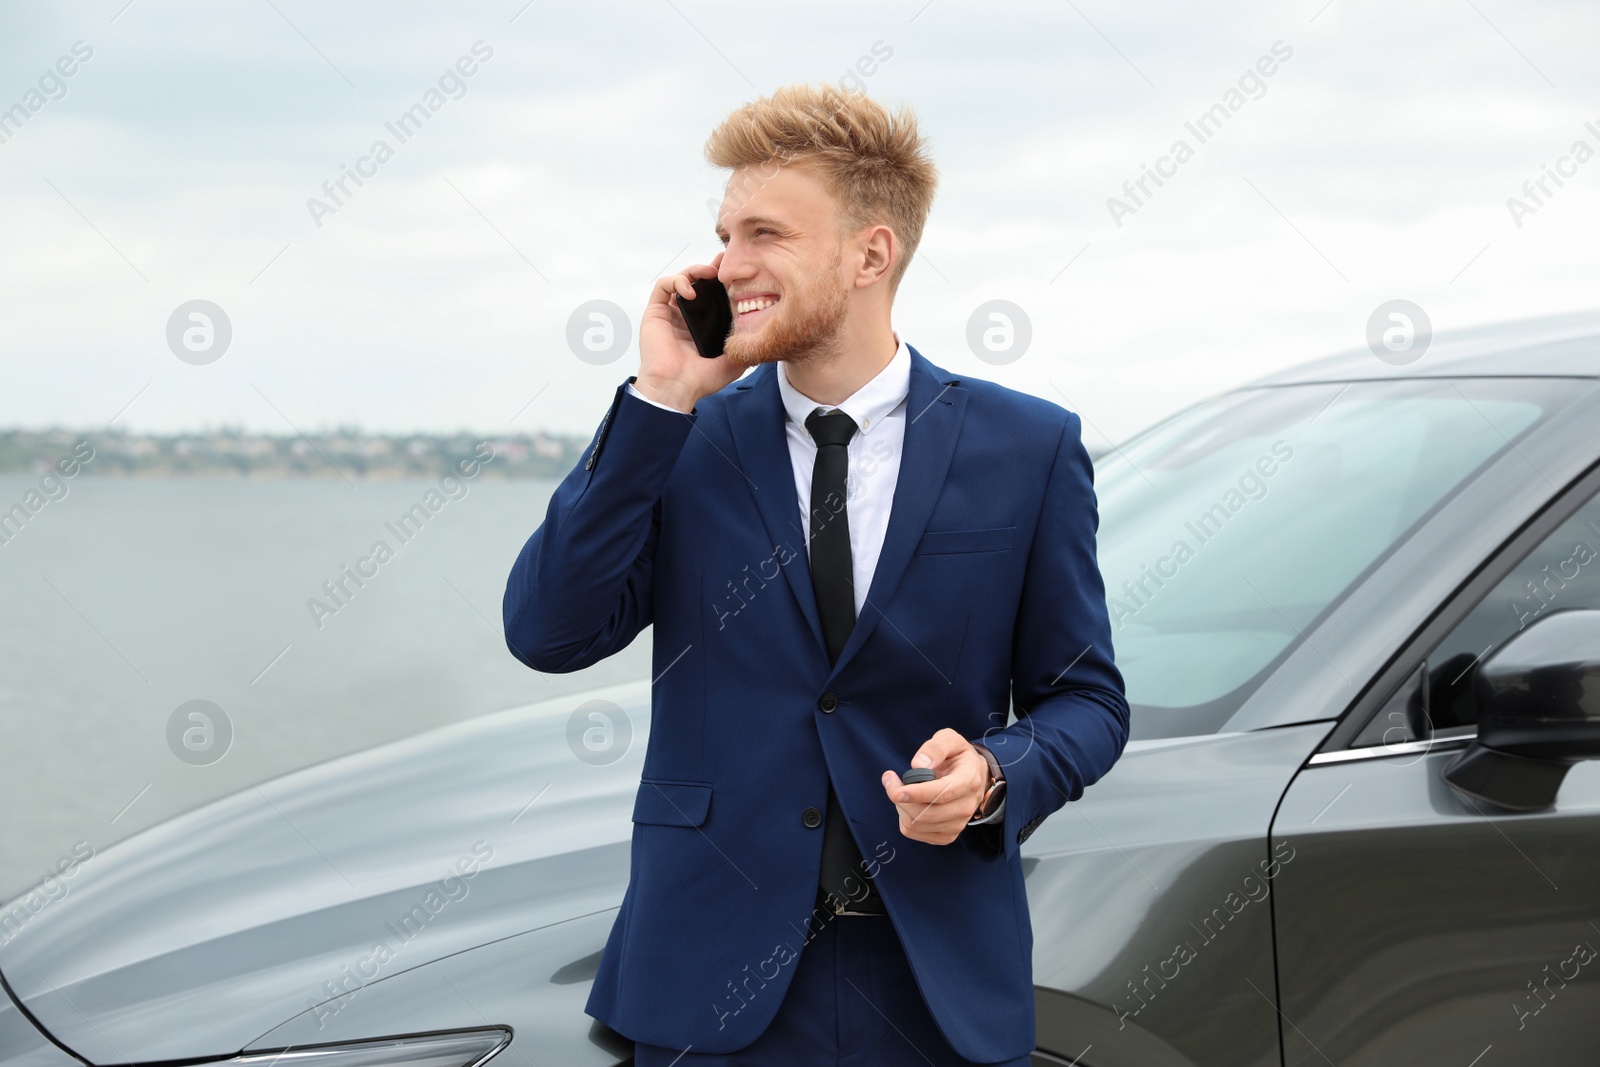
top-left (969, 742), bottom-right (1007, 823)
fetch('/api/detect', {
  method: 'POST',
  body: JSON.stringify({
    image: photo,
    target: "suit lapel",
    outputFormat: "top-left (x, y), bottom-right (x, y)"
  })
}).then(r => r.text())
top-left (725, 345), bottom-right (968, 680)
top-left (826, 345), bottom-right (966, 682)
top-left (727, 364), bottom-right (828, 657)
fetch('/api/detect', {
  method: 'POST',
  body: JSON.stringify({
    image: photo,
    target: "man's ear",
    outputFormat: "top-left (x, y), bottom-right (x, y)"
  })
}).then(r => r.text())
top-left (852, 224), bottom-right (897, 289)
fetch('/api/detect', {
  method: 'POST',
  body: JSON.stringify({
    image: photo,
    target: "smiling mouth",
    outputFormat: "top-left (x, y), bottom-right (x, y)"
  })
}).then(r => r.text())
top-left (735, 296), bottom-right (779, 317)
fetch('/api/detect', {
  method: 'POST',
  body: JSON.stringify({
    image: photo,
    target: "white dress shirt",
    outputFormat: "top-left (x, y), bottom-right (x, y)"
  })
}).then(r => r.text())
top-left (623, 332), bottom-right (1005, 825)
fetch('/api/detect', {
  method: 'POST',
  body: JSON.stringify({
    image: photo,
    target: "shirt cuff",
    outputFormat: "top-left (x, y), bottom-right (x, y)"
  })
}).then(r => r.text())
top-left (626, 380), bottom-right (688, 413)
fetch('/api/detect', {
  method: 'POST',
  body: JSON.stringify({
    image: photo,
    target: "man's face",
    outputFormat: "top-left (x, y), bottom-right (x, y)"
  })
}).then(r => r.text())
top-left (714, 162), bottom-right (852, 370)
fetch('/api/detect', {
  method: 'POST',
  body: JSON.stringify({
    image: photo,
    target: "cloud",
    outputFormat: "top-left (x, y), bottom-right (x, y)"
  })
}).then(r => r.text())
top-left (1, 0), bottom-right (1597, 443)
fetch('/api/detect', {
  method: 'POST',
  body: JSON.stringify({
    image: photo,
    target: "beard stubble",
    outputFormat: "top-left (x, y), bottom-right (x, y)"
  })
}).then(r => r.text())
top-left (722, 246), bottom-right (851, 372)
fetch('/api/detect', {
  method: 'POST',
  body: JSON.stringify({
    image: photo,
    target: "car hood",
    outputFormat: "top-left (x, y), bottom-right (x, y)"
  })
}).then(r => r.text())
top-left (0, 680), bottom-right (650, 1064)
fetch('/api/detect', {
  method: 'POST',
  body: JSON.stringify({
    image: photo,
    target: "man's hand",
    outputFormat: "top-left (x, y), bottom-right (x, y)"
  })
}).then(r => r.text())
top-left (634, 251), bottom-right (743, 413)
top-left (880, 728), bottom-right (990, 845)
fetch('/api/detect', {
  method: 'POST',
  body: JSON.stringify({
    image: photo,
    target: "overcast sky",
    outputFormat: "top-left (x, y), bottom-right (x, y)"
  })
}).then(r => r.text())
top-left (2, 0), bottom-right (1596, 448)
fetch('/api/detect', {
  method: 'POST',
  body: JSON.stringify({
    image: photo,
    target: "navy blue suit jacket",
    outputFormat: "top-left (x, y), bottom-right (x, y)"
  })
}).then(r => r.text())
top-left (503, 343), bottom-right (1129, 1061)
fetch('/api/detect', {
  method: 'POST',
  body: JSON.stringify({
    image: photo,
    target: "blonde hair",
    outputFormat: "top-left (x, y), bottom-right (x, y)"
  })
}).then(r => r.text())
top-left (704, 83), bottom-right (938, 292)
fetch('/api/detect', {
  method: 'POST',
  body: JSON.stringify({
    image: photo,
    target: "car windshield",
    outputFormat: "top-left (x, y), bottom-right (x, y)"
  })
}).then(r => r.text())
top-left (1093, 378), bottom-right (1557, 740)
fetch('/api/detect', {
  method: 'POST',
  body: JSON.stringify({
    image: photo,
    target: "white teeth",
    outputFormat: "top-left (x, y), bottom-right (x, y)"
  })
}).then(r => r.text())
top-left (737, 297), bottom-right (777, 314)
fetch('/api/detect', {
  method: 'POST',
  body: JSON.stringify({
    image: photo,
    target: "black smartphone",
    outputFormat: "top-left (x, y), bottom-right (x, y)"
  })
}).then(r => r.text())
top-left (675, 276), bottom-right (732, 358)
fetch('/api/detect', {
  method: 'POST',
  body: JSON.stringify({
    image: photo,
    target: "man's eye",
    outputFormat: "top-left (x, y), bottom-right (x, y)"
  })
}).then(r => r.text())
top-left (754, 227), bottom-right (773, 236)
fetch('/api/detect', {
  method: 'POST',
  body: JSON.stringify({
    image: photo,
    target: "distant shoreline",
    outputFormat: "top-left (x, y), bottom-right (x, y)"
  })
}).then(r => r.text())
top-left (0, 429), bottom-right (589, 480)
top-left (0, 469), bottom-right (565, 480)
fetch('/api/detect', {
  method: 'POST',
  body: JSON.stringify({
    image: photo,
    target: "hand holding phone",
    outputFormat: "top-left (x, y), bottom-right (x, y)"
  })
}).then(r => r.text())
top-left (636, 253), bottom-right (741, 412)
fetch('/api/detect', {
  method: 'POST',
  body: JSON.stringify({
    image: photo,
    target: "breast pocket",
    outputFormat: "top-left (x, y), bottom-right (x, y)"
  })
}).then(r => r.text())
top-left (914, 525), bottom-right (1016, 556)
top-left (631, 778), bottom-right (713, 827)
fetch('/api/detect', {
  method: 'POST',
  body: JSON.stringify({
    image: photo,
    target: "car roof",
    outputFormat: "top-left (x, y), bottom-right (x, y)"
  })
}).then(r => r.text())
top-left (1239, 307), bottom-right (1600, 386)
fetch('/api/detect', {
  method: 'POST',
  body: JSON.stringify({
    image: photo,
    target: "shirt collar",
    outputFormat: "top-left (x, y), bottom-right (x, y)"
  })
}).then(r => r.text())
top-left (776, 331), bottom-right (910, 438)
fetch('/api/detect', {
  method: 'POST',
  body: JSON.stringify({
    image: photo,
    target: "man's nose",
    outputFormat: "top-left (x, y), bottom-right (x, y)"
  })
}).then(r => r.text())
top-left (717, 241), bottom-right (754, 287)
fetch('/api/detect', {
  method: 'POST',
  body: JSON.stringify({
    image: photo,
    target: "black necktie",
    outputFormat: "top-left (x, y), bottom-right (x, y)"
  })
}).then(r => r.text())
top-left (805, 408), bottom-right (883, 913)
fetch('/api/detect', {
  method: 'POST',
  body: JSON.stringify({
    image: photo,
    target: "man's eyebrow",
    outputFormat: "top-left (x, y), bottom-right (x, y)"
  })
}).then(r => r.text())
top-left (715, 214), bottom-right (789, 239)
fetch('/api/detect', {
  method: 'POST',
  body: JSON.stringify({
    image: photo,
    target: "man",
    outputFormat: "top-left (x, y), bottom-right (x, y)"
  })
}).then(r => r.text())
top-left (503, 83), bottom-right (1128, 1067)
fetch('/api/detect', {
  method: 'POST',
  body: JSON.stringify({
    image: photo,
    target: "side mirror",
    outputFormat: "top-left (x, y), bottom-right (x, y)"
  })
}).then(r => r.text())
top-left (1441, 608), bottom-right (1600, 812)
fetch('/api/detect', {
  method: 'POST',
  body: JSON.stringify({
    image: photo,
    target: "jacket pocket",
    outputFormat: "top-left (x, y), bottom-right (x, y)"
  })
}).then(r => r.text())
top-left (632, 778), bottom-right (713, 827)
top-left (914, 525), bottom-right (1016, 555)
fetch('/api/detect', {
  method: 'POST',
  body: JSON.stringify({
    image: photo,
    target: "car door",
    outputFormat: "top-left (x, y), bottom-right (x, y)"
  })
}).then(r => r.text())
top-left (1267, 466), bottom-right (1600, 1066)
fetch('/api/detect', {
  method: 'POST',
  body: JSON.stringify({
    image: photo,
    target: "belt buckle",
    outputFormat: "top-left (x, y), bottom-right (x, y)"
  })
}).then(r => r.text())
top-left (821, 890), bottom-right (879, 917)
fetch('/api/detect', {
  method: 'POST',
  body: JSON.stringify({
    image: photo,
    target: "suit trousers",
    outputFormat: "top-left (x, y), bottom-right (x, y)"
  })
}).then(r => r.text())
top-left (631, 908), bottom-right (1033, 1067)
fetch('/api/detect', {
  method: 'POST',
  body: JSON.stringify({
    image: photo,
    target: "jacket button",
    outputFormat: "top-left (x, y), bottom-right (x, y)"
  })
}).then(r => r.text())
top-left (802, 807), bottom-right (823, 828)
top-left (818, 692), bottom-right (838, 713)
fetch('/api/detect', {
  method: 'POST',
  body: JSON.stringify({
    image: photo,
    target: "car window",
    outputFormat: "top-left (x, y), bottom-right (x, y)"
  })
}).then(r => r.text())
top-left (1094, 379), bottom-right (1562, 740)
top-left (1422, 485), bottom-right (1600, 732)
